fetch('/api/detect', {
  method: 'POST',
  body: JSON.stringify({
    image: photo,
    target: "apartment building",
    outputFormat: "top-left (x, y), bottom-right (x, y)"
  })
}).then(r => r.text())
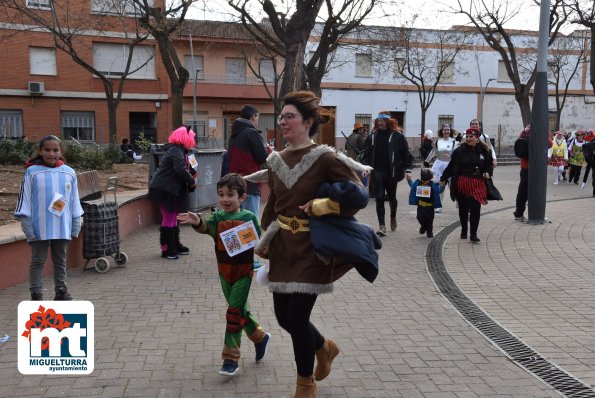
top-left (176, 20), bottom-right (277, 148)
top-left (315, 25), bottom-right (594, 153)
top-left (0, 0), bottom-right (173, 145)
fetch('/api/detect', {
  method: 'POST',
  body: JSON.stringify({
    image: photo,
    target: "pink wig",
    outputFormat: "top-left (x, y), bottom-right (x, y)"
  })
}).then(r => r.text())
top-left (168, 126), bottom-right (196, 150)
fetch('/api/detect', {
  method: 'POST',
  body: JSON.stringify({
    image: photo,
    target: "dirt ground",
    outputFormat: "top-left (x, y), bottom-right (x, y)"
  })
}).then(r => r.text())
top-left (0, 163), bottom-right (149, 226)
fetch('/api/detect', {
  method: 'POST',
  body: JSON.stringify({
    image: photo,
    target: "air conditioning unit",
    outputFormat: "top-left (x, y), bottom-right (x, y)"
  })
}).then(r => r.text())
top-left (28, 81), bottom-right (45, 95)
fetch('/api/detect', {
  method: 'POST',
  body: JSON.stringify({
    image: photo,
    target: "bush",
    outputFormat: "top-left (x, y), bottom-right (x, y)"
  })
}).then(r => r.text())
top-left (103, 143), bottom-right (132, 165)
top-left (0, 138), bottom-right (133, 170)
top-left (62, 140), bottom-right (112, 170)
top-left (0, 139), bottom-right (35, 165)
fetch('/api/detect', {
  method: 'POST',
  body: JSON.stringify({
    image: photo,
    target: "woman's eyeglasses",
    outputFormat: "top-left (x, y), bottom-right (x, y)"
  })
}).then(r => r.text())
top-left (277, 113), bottom-right (302, 124)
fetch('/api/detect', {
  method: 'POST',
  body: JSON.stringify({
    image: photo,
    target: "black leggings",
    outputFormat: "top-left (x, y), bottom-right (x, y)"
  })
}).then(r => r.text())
top-left (372, 171), bottom-right (397, 226)
top-left (568, 164), bottom-right (582, 184)
top-left (273, 292), bottom-right (324, 377)
top-left (457, 195), bottom-right (481, 237)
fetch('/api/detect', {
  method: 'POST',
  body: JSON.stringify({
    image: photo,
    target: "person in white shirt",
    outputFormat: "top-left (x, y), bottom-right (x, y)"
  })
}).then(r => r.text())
top-left (423, 124), bottom-right (457, 213)
top-left (470, 119), bottom-right (497, 167)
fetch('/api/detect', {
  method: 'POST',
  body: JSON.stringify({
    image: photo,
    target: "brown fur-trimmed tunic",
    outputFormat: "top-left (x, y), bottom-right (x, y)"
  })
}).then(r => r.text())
top-left (261, 144), bottom-right (362, 294)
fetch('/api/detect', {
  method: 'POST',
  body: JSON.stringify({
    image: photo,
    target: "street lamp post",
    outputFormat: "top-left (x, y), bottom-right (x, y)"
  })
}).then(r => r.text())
top-left (193, 68), bottom-right (201, 133)
top-left (479, 78), bottom-right (496, 122)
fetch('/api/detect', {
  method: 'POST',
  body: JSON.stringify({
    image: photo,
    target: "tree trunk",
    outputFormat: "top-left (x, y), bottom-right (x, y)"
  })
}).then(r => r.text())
top-left (170, 82), bottom-right (184, 129)
top-left (100, 81), bottom-right (118, 144)
top-left (516, 92), bottom-right (533, 127)
top-left (280, 42), bottom-right (306, 99)
top-left (107, 99), bottom-right (118, 144)
top-left (153, 33), bottom-right (189, 133)
top-left (554, 90), bottom-right (561, 131)
top-left (420, 108), bottom-right (427, 138)
top-left (590, 28), bottom-right (595, 95)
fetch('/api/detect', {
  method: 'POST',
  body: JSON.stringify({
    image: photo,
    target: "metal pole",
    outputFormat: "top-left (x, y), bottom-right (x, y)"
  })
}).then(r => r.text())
top-left (189, 33), bottom-right (197, 130)
top-left (527, 0), bottom-right (550, 224)
top-left (479, 78), bottom-right (495, 122)
top-left (273, 76), bottom-right (279, 149)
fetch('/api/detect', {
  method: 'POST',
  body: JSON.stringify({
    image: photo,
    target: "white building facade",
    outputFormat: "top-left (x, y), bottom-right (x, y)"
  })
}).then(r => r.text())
top-left (312, 26), bottom-right (593, 156)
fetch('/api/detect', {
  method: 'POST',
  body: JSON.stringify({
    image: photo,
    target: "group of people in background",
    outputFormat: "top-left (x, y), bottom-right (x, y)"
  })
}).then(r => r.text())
top-left (345, 116), bottom-right (498, 244)
top-left (547, 129), bottom-right (595, 192)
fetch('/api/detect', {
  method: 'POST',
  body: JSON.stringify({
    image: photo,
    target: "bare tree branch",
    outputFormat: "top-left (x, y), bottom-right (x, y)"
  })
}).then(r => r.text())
top-left (444, 0), bottom-right (569, 126)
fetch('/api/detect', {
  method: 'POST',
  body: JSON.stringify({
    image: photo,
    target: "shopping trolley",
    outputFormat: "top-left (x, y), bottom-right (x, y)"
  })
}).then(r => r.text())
top-left (81, 176), bottom-right (128, 273)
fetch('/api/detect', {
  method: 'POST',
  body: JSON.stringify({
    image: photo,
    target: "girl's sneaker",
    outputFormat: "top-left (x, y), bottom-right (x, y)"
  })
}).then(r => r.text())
top-left (219, 359), bottom-right (239, 376)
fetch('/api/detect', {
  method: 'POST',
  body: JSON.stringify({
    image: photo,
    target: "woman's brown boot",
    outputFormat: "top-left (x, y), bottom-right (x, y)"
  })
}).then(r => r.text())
top-left (314, 338), bottom-right (340, 381)
top-left (295, 375), bottom-right (317, 398)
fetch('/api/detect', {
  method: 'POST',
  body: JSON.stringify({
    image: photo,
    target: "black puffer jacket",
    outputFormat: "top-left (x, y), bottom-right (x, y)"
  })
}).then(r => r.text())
top-left (149, 144), bottom-right (195, 196)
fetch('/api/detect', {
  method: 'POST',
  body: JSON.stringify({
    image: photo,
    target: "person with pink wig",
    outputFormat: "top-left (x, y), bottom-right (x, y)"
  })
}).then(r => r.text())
top-left (148, 126), bottom-right (198, 259)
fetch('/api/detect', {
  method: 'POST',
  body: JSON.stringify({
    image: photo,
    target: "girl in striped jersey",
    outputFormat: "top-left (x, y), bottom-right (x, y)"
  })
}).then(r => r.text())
top-left (14, 135), bottom-right (84, 301)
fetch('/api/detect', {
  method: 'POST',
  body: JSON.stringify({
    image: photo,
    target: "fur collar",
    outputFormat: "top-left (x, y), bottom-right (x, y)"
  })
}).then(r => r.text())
top-left (243, 145), bottom-right (373, 186)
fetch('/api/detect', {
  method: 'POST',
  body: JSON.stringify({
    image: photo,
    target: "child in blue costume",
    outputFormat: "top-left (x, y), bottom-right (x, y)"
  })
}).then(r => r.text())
top-left (14, 135), bottom-right (84, 300)
top-left (407, 168), bottom-right (443, 238)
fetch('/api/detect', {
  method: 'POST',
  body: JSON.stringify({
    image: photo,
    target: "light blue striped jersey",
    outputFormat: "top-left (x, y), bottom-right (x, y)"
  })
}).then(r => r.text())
top-left (14, 164), bottom-right (84, 240)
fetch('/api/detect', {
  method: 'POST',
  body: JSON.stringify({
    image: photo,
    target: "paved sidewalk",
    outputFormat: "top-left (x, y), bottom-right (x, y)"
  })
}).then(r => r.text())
top-left (1, 166), bottom-right (594, 397)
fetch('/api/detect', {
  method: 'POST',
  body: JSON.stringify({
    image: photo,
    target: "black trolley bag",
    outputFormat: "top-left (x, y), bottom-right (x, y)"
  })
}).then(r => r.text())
top-left (81, 176), bottom-right (128, 273)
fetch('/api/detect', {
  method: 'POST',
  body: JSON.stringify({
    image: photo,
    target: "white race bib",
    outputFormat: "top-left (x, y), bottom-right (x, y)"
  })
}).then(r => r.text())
top-left (416, 185), bottom-right (431, 198)
top-left (48, 193), bottom-right (66, 217)
top-left (219, 220), bottom-right (259, 257)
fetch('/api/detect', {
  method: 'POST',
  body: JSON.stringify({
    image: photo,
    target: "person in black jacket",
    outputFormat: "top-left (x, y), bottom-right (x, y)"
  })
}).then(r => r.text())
top-left (228, 105), bottom-right (269, 216)
top-left (440, 128), bottom-right (493, 243)
top-left (361, 111), bottom-right (413, 236)
top-left (582, 137), bottom-right (595, 196)
top-left (148, 126), bottom-right (197, 259)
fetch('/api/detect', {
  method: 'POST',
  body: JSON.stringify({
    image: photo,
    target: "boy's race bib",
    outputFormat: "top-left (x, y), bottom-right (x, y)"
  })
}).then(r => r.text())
top-left (416, 185), bottom-right (431, 198)
top-left (219, 220), bottom-right (259, 257)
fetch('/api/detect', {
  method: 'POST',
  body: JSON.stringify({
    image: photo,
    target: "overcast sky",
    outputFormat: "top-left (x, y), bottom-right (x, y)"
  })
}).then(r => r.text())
top-left (187, 0), bottom-right (566, 33)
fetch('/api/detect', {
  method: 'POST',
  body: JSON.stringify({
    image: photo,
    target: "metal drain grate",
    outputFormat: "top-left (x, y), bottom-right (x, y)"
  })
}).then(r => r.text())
top-left (427, 221), bottom-right (595, 398)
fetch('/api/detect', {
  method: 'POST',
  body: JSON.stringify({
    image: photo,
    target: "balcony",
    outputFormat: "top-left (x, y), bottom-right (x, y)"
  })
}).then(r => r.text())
top-left (185, 73), bottom-right (278, 100)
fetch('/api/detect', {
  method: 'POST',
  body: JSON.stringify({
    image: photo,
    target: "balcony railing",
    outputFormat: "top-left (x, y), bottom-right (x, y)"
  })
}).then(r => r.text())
top-left (190, 74), bottom-right (277, 86)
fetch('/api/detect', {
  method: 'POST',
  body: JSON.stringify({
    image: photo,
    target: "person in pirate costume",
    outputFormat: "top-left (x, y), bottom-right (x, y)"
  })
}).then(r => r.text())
top-left (548, 131), bottom-right (569, 185)
top-left (567, 130), bottom-right (587, 184)
top-left (249, 91), bottom-right (373, 398)
top-left (440, 128), bottom-right (493, 243)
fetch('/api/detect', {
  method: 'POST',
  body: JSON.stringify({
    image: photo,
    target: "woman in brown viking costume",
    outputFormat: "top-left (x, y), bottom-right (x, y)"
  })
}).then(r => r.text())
top-left (254, 91), bottom-right (370, 397)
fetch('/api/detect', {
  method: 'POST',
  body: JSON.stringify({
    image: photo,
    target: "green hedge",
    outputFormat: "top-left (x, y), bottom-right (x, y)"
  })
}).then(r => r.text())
top-left (0, 139), bottom-right (132, 170)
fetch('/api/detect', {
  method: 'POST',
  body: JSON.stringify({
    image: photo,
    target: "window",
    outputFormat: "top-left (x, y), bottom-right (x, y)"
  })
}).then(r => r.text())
top-left (258, 113), bottom-right (274, 142)
top-left (0, 110), bottom-right (23, 140)
top-left (394, 58), bottom-right (406, 75)
top-left (439, 61), bottom-right (455, 83)
top-left (548, 111), bottom-right (557, 133)
top-left (225, 58), bottom-right (246, 84)
top-left (27, 0), bottom-right (50, 9)
top-left (355, 114), bottom-right (371, 131)
top-left (355, 53), bottom-right (372, 77)
top-left (259, 59), bottom-right (275, 82)
top-left (61, 112), bottom-right (95, 142)
top-left (184, 55), bottom-right (204, 81)
top-left (438, 115), bottom-right (454, 130)
top-left (29, 47), bottom-right (56, 76)
top-left (93, 43), bottom-right (155, 79)
top-left (497, 60), bottom-right (511, 82)
top-left (91, 0), bottom-right (153, 15)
